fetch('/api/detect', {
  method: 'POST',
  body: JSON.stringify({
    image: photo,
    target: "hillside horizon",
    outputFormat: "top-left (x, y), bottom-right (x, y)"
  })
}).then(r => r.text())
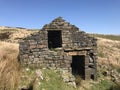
top-left (0, 26), bottom-right (120, 35)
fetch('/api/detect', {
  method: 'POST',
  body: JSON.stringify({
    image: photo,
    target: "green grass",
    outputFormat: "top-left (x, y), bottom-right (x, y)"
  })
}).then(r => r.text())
top-left (20, 66), bottom-right (120, 90)
top-left (39, 69), bottom-right (76, 90)
top-left (117, 68), bottom-right (120, 73)
top-left (20, 67), bottom-right (36, 88)
top-left (91, 80), bottom-right (114, 90)
top-left (94, 65), bottom-right (120, 90)
top-left (91, 80), bottom-right (120, 90)
top-left (20, 67), bottom-right (76, 90)
top-left (97, 47), bottom-right (105, 58)
top-left (98, 50), bottom-right (104, 57)
top-left (90, 34), bottom-right (120, 41)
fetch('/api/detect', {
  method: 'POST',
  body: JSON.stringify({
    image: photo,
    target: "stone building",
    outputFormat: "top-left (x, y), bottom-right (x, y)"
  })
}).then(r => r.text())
top-left (19, 17), bottom-right (97, 81)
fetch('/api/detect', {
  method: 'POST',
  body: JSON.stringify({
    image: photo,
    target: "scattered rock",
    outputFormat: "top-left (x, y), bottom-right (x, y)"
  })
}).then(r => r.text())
top-left (35, 69), bottom-right (43, 80)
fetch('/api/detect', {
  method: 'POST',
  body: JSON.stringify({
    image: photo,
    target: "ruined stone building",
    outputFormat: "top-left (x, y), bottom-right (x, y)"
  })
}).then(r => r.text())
top-left (19, 17), bottom-right (97, 81)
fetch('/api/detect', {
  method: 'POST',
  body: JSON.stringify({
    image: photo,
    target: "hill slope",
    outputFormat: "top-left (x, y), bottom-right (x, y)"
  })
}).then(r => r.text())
top-left (97, 37), bottom-right (120, 66)
top-left (0, 26), bottom-right (38, 43)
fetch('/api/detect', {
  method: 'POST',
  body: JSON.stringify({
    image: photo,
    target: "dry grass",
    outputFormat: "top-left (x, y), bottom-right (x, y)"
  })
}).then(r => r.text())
top-left (90, 34), bottom-right (120, 41)
top-left (0, 28), bottom-right (37, 89)
top-left (0, 41), bottom-right (20, 90)
top-left (0, 28), bottom-right (38, 43)
top-left (97, 38), bottom-right (120, 67)
top-left (9, 29), bottom-right (37, 42)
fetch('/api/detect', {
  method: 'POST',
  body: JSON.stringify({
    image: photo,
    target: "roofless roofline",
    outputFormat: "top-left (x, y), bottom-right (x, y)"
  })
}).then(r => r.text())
top-left (42, 17), bottom-right (79, 30)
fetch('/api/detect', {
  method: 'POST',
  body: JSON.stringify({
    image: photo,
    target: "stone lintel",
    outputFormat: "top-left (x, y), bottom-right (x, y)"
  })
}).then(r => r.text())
top-left (67, 51), bottom-right (87, 56)
top-left (45, 28), bottom-right (63, 31)
top-left (64, 47), bottom-right (93, 52)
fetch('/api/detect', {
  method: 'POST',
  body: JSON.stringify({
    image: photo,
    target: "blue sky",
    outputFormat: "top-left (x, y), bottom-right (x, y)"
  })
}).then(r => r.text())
top-left (0, 0), bottom-right (120, 34)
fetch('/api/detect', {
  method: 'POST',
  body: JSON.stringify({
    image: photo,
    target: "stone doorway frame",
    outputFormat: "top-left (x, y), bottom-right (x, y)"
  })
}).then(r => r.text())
top-left (65, 48), bottom-right (96, 80)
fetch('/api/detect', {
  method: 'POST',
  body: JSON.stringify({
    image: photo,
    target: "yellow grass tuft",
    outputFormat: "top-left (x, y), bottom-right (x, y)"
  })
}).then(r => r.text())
top-left (0, 41), bottom-right (20, 90)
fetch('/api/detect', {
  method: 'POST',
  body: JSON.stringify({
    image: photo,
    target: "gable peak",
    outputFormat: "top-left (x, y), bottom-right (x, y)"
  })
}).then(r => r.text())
top-left (51, 16), bottom-right (65, 23)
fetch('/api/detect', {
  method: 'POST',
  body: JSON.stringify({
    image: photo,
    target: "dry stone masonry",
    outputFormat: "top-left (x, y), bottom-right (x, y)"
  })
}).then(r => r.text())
top-left (19, 17), bottom-right (97, 82)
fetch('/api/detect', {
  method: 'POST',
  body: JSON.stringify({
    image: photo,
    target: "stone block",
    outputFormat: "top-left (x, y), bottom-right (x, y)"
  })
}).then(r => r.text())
top-left (85, 75), bottom-right (90, 80)
top-left (34, 58), bottom-right (39, 62)
top-left (29, 45), bottom-right (36, 49)
top-left (37, 45), bottom-right (47, 48)
top-left (31, 49), bottom-right (40, 52)
top-left (48, 60), bottom-right (53, 64)
top-left (68, 52), bottom-right (77, 55)
top-left (45, 56), bottom-right (53, 60)
top-left (33, 52), bottom-right (38, 55)
top-left (23, 54), bottom-right (29, 59)
top-left (85, 69), bottom-right (90, 75)
top-left (29, 41), bottom-right (37, 45)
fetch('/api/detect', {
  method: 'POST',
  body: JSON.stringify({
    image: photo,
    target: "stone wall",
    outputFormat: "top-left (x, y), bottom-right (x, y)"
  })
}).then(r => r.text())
top-left (19, 17), bottom-right (97, 81)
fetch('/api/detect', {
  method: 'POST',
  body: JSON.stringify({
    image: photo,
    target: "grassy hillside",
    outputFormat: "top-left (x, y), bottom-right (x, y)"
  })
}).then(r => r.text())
top-left (0, 27), bottom-right (38, 43)
top-left (97, 38), bottom-right (120, 66)
top-left (0, 28), bottom-right (120, 90)
top-left (90, 34), bottom-right (120, 41)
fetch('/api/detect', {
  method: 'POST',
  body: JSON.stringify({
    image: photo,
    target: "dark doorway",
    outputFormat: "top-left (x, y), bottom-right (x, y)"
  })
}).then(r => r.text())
top-left (48, 31), bottom-right (62, 49)
top-left (91, 74), bottom-right (94, 80)
top-left (71, 55), bottom-right (85, 79)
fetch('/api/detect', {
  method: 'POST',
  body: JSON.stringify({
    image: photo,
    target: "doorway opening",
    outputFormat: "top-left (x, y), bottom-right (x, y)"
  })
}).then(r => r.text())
top-left (71, 55), bottom-right (85, 79)
top-left (48, 31), bottom-right (62, 49)
top-left (91, 74), bottom-right (94, 80)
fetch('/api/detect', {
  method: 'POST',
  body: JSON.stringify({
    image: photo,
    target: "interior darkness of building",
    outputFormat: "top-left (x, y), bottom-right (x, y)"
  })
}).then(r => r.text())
top-left (48, 31), bottom-right (62, 49)
top-left (71, 55), bottom-right (85, 79)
